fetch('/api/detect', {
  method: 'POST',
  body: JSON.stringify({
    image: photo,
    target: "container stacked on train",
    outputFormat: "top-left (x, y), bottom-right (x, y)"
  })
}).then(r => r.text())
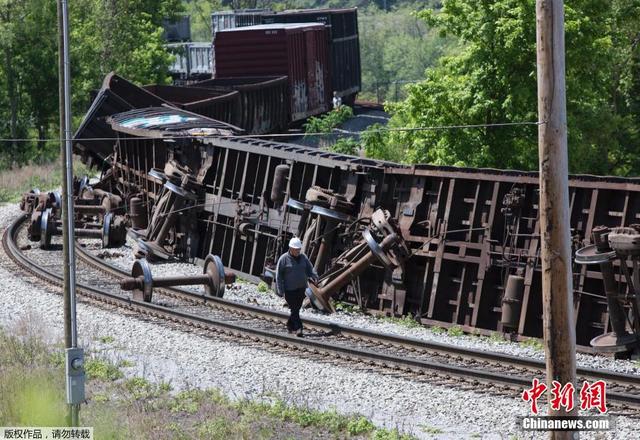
top-left (163, 9), bottom-right (361, 134)
top-left (212, 22), bottom-right (331, 122)
top-left (261, 8), bottom-right (361, 105)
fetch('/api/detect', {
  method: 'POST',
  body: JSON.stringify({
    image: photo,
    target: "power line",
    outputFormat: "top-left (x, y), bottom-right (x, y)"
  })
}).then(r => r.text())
top-left (0, 120), bottom-right (546, 143)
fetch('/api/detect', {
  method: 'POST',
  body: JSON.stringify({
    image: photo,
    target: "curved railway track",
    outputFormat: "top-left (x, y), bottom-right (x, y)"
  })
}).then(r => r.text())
top-left (4, 213), bottom-right (640, 413)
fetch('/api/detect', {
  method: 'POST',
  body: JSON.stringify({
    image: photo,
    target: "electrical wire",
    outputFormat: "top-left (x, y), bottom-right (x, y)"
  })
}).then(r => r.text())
top-left (0, 120), bottom-right (546, 143)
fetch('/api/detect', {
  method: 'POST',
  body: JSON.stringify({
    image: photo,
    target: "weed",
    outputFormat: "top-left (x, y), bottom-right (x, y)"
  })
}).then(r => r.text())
top-left (207, 388), bottom-right (230, 405)
top-left (98, 335), bottom-right (115, 344)
top-left (0, 158), bottom-right (95, 203)
top-left (158, 381), bottom-right (173, 393)
top-left (430, 326), bottom-right (446, 334)
top-left (166, 422), bottom-right (191, 440)
top-left (118, 359), bottom-right (135, 368)
top-left (420, 424), bottom-right (444, 434)
top-left (257, 281), bottom-right (270, 293)
top-left (489, 332), bottom-right (504, 343)
top-left (372, 428), bottom-right (417, 440)
top-left (0, 329), bottom-right (51, 367)
top-left (170, 389), bottom-right (205, 414)
top-left (520, 338), bottom-right (544, 351)
top-left (329, 138), bottom-right (360, 155)
top-left (346, 416), bottom-right (375, 435)
top-left (124, 377), bottom-right (153, 399)
top-left (447, 325), bottom-right (464, 337)
top-left (92, 392), bottom-right (110, 403)
top-left (304, 105), bottom-right (354, 134)
top-left (379, 315), bottom-right (422, 329)
top-left (334, 301), bottom-right (363, 314)
top-left (48, 350), bottom-right (65, 369)
top-left (197, 417), bottom-right (245, 440)
top-left (84, 357), bottom-right (124, 381)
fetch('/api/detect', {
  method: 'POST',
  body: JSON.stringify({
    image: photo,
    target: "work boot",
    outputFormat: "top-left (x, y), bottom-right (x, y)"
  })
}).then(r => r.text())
top-left (296, 328), bottom-right (303, 337)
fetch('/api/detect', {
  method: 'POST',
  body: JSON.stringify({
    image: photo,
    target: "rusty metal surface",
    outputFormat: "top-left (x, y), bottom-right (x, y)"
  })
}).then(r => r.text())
top-left (71, 86), bottom-right (640, 350)
top-left (193, 76), bottom-right (289, 134)
top-left (213, 23), bottom-right (331, 121)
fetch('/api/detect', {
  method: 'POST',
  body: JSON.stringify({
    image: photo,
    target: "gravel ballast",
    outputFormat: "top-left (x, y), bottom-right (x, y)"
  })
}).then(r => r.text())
top-left (1, 203), bottom-right (636, 439)
top-left (91, 233), bottom-right (640, 378)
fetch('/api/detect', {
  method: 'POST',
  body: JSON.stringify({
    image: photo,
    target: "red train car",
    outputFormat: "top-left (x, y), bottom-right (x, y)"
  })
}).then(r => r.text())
top-left (213, 23), bottom-right (331, 121)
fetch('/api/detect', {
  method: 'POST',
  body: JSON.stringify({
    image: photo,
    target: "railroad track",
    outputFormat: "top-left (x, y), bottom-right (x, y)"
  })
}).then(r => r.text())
top-left (4, 213), bottom-right (640, 413)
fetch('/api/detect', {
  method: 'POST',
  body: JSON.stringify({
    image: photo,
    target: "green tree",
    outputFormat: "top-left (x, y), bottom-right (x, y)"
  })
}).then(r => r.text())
top-left (376, 0), bottom-right (640, 176)
top-left (359, 3), bottom-right (457, 103)
top-left (0, 0), bottom-right (184, 167)
top-left (71, 0), bottom-right (184, 111)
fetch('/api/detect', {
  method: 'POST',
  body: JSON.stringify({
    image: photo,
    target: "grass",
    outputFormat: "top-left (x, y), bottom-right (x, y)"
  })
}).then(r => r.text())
top-left (84, 357), bottom-right (124, 381)
top-left (98, 335), bottom-right (115, 344)
top-left (378, 315), bottom-right (422, 329)
top-left (520, 337), bottom-right (544, 351)
top-left (335, 301), bottom-right (364, 314)
top-left (0, 156), bottom-right (94, 203)
top-left (429, 326), bottom-right (446, 334)
top-left (489, 331), bottom-right (505, 343)
top-left (446, 325), bottom-right (464, 337)
top-left (420, 424), bottom-right (444, 434)
top-left (0, 315), bottom-right (418, 439)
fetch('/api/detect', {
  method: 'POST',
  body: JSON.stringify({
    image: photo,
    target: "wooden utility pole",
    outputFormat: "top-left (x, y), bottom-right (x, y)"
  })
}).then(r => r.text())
top-left (536, 1), bottom-right (578, 438)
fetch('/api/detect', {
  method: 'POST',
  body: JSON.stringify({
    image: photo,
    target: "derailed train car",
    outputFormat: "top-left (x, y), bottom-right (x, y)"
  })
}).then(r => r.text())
top-left (73, 78), bottom-right (640, 353)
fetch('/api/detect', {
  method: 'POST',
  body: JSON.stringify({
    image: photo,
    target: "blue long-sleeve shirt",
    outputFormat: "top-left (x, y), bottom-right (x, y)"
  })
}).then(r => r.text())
top-left (276, 252), bottom-right (318, 295)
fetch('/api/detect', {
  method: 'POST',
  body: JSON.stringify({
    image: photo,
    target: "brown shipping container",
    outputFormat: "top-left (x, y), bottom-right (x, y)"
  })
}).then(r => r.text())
top-left (262, 8), bottom-right (361, 102)
top-left (213, 23), bottom-right (331, 121)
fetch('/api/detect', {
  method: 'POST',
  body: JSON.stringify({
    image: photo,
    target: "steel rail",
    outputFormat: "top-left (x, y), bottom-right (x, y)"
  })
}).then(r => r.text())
top-left (75, 236), bottom-right (640, 391)
top-left (4, 214), bottom-right (640, 408)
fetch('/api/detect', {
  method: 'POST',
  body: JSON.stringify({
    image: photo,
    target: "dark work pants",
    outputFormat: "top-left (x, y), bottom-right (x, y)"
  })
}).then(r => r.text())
top-left (285, 288), bottom-right (306, 331)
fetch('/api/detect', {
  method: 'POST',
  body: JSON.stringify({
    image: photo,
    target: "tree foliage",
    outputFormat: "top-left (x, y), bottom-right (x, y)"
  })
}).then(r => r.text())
top-left (359, 3), bottom-right (457, 102)
top-left (0, 0), bottom-right (183, 167)
top-left (372, 0), bottom-right (640, 176)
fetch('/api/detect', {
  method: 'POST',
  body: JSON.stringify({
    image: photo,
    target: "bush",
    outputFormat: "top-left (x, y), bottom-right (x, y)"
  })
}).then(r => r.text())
top-left (329, 138), bottom-right (360, 156)
top-left (304, 105), bottom-right (354, 134)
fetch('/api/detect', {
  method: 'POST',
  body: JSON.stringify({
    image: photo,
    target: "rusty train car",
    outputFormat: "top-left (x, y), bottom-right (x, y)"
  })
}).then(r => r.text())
top-left (73, 77), bottom-right (640, 353)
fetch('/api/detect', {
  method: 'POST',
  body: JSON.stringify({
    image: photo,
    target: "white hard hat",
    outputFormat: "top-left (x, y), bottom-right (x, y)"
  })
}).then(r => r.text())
top-left (289, 237), bottom-right (303, 249)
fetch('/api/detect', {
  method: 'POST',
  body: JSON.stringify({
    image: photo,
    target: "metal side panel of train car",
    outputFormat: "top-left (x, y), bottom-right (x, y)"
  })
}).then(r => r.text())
top-left (194, 76), bottom-right (289, 134)
top-left (167, 43), bottom-right (213, 79)
top-left (73, 73), bottom-right (170, 167)
top-left (262, 8), bottom-right (361, 101)
top-left (211, 9), bottom-right (267, 33)
top-left (213, 23), bottom-right (330, 121)
top-left (94, 112), bottom-right (640, 350)
top-left (143, 85), bottom-right (242, 128)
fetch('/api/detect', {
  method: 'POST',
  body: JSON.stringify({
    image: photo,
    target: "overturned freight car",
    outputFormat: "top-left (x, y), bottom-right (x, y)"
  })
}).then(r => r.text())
top-left (73, 83), bottom-right (640, 354)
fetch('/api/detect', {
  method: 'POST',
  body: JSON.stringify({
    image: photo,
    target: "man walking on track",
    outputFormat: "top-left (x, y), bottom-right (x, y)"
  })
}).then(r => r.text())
top-left (276, 237), bottom-right (319, 337)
